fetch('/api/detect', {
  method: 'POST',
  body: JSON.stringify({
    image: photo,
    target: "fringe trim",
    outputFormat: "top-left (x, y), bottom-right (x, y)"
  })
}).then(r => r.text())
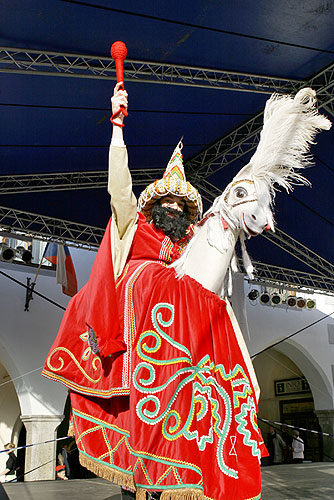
top-left (80, 455), bottom-right (203, 499)
top-left (136, 488), bottom-right (147, 500)
top-left (160, 488), bottom-right (204, 500)
top-left (79, 453), bottom-right (135, 491)
top-left (137, 487), bottom-right (204, 500)
top-left (67, 422), bottom-right (75, 437)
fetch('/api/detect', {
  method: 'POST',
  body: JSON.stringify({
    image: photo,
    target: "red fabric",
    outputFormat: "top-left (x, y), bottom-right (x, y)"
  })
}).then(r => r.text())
top-left (42, 219), bottom-right (126, 397)
top-left (43, 214), bottom-right (265, 498)
top-left (42, 215), bottom-right (185, 397)
top-left (71, 264), bottom-right (265, 499)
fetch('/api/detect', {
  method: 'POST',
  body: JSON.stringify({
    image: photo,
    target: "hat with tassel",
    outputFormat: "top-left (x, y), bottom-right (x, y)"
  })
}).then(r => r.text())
top-left (138, 141), bottom-right (203, 222)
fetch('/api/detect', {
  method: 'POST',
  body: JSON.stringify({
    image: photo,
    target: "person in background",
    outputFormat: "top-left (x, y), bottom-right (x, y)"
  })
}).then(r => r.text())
top-left (267, 427), bottom-right (286, 465)
top-left (0, 443), bottom-right (17, 482)
top-left (292, 429), bottom-right (304, 463)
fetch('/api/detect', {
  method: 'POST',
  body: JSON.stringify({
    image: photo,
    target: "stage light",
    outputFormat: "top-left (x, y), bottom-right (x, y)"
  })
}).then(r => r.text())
top-left (0, 243), bottom-right (15, 262)
top-left (271, 293), bottom-right (281, 305)
top-left (16, 245), bottom-right (32, 263)
top-left (306, 299), bottom-right (316, 310)
top-left (248, 289), bottom-right (259, 301)
top-left (260, 292), bottom-right (270, 304)
top-left (287, 295), bottom-right (297, 307)
top-left (296, 297), bottom-right (306, 309)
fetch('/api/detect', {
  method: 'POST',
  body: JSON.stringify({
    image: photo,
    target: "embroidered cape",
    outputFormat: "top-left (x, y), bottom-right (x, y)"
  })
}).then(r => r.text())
top-left (43, 215), bottom-right (266, 500)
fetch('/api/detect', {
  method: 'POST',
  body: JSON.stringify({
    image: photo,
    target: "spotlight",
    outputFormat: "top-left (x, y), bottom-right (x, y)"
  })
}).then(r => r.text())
top-left (306, 299), bottom-right (316, 310)
top-left (260, 292), bottom-right (270, 304)
top-left (271, 293), bottom-right (281, 305)
top-left (287, 295), bottom-right (297, 307)
top-left (0, 243), bottom-right (15, 262)
top-left (296, 297), bottom-right (306, 309)
top-left (16, 245), bottom-right (32, 263)
top-left (248, 289), bottom-right (259, 301)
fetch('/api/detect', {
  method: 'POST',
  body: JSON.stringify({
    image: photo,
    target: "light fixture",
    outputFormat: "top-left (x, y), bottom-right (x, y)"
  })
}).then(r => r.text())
top-left (287, 295), bottom-right (297, 307)
top-left (248, 289), bottom-right (259, 301)
top-left (0, 243), bottom-right (15, 262)
top-left (306, 299), bottom-right (316, 310)
top-left (16, 245), bottom-right (32, 263)
top-left (296, 297), bottom-right (306, 309)
top-left (260, 292), bottom-right (270, 304)
top-left (271, 293), bottom-right (281, 305)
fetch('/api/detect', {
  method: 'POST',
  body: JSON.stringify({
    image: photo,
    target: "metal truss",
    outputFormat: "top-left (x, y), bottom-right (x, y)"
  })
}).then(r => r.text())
top-left (0, 174), bottom-right (334, 277)
top-left (248, 261), bottom-right (334, 295)
top-left (307, 63), bottom-right (334, 116)
top-left (1, 205), bottom-right (333, 294)
top-left (0, 168), bottom-right (164, 194)
top-left (262, 228), bottom-right (334, 278)
top-left (184, 63), bottom-right (334, 176)
top-left (0, 206), bottom-right (104, 249)
top-left (0, 46), bottom-right (304, 94)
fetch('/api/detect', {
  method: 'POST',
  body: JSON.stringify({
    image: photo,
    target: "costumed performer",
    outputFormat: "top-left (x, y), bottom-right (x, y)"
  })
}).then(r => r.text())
top-left (43, 82), bottom-right (267, 500)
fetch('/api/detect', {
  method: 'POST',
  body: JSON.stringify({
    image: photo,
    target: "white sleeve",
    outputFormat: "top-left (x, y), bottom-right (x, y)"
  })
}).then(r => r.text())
top-left (108, 144), bottom-right (137, 239)
top-left (108, 144), bottom-right (138, 278)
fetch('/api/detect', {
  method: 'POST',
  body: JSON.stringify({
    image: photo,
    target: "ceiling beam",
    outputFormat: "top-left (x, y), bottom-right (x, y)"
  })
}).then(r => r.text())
top-left (248, 261), bottom-right (334, 296)
top-left (0, 205), bottom-right (104, 249)
top-left (1, 173), bottom-right (332, 280)
top-left (1, 205), bottom-right (333, 290)
top-left (184, 63), bottom-right (334, 176)
top-left (0, 46), bottom-right (304, 94)
top-left (0, 169), bottom-right (165, 194)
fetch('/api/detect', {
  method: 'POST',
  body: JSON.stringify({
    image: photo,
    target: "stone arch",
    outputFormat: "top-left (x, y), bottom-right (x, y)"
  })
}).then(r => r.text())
top-left (276, 340), bottom-right (333, 411)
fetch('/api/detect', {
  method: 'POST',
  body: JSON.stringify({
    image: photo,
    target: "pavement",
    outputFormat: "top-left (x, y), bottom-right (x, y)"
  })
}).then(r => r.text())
top-left (1, 462), bottom-right (333, 499)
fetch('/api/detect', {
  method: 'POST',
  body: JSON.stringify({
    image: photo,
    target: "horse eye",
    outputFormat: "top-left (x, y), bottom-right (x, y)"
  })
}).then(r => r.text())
top-left (235, 187), bottom-right (247, 198)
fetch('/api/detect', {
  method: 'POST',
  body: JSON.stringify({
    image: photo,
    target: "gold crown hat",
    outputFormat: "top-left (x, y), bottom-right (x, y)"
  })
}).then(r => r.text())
top-left (138, 141), bottom-right (203, 221)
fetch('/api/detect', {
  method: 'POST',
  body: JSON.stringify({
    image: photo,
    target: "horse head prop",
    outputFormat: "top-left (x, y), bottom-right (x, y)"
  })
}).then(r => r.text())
top-left (172, 88), bottom-right (331, 296)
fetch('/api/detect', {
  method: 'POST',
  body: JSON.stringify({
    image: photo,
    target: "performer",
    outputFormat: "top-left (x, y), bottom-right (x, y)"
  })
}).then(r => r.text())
top-left (108, 82), bottom-right (202, 283)
top-left (43, 83), bottom-right (267, 500)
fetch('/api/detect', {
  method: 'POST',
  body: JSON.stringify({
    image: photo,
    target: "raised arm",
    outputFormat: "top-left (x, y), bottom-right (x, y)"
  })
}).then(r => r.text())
top-left (108, 82), bottom-right (137, 239)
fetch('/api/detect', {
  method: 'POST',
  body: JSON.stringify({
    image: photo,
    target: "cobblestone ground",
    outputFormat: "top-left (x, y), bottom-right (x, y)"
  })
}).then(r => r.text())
top-left (2, 462), bottom-right (333, 500)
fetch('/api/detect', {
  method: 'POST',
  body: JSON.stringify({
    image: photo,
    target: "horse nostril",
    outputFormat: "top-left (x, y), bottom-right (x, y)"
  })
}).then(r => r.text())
top-left (252, 215), bottom-right (256, 220)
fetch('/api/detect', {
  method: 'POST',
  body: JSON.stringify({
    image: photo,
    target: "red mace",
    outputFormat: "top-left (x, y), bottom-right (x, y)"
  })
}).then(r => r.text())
top-left (110, 41), bottom-right (128, 125)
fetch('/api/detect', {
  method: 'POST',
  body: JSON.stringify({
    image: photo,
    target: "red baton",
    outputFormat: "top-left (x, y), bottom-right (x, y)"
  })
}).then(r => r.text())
top-left (110, 41), bottom-right (128, 126)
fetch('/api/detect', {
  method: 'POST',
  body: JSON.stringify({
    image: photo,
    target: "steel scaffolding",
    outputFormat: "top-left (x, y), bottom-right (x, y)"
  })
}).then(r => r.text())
top-left (0, 46), bottom-right (304, 94)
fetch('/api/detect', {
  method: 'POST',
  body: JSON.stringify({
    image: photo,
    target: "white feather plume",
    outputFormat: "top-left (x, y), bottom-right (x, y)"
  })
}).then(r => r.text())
top-left (247, 88), bottom-right (331, 192)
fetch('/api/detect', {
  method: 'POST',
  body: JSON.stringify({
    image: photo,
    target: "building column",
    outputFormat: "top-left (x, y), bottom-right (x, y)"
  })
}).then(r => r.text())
top-left (315, 410), bottom-right (334, 462)
top-left (21, 414), bottom-right (64, 481)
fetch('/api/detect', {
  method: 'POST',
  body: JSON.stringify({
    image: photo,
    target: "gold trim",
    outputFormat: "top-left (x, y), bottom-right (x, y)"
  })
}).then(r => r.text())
top-left (79, 453), bottom-right (135, 491)
top-left (160, 488), bottom-right (204, 500)
top-left (46, 347), bottom-right (102, 384)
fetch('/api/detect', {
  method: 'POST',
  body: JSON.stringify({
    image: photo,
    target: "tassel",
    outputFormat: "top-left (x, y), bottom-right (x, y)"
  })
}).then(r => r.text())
top-left (240, 233), bottom-right (254, 279)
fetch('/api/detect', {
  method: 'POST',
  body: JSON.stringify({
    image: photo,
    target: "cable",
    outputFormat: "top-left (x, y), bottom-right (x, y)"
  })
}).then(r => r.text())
top-left (0, 143), bottom-right (207, 148)
top-left (0, 270), bottom-right (66, 311)
top-left (259, 418), bottom-right (334, 438)
top-left (0, 103), bottom-right (251, 116)
top-left (59, 0), bottom-right (334, 55)
top-left (314, 154), bottom-right (334, 174)
top-left (0, 436), bottom-right (69, 454)
top-left (251, 309), bottom-right (334, 358)
top-left (0, 367), bottom-right (43, 388)
top-left (288, 194), bottom-right (334, 227)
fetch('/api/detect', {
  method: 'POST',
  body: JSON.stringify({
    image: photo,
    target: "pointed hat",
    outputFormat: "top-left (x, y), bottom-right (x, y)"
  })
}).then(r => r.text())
top-left (138, 141), bottom-right (203, 221)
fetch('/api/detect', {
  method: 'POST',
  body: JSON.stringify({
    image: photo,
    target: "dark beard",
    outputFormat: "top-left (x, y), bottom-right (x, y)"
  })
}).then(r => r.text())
top-left (151, 204), bottom-right (190, 241)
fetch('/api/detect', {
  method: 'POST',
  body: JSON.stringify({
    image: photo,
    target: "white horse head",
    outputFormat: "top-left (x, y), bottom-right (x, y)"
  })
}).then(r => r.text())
top-left (172, 88), bottom-right (331, 296)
